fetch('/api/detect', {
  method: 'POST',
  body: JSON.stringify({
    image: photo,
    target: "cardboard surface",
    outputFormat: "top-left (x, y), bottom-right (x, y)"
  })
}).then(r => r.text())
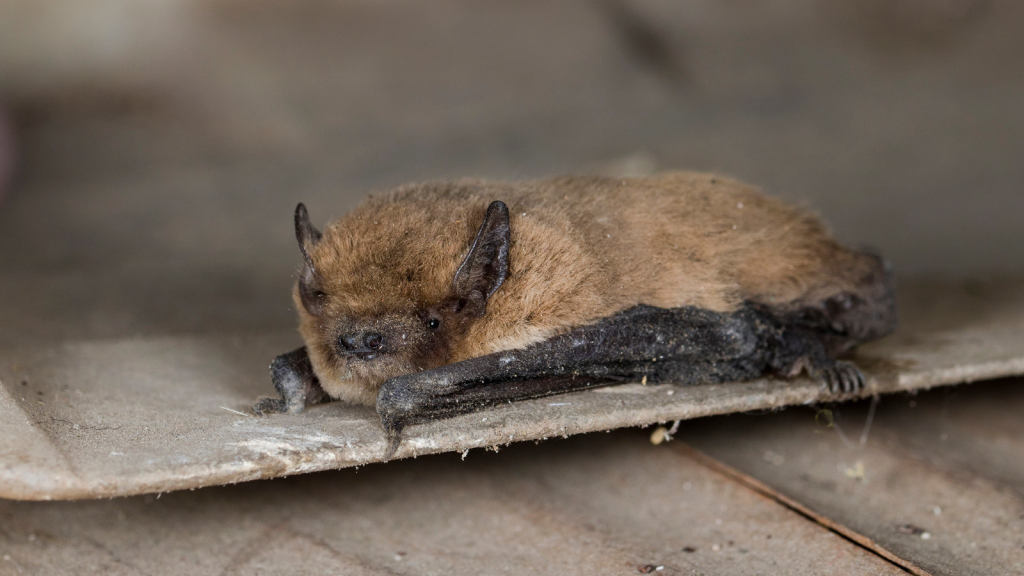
top-left (2, 279), bottom-right (1023, 500)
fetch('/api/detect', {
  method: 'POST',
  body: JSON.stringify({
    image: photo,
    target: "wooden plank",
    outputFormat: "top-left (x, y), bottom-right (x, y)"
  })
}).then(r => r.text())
top-left (679, 378), bottom-right (1024, 576)
top-left (677, 445), bottom-right (931, 575)
top-left (0, 431), bottom-right (906, 576)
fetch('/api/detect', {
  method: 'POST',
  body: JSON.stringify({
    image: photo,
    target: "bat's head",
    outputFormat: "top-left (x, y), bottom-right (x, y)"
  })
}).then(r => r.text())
top-left (291, 198), bottom-right (510, 405)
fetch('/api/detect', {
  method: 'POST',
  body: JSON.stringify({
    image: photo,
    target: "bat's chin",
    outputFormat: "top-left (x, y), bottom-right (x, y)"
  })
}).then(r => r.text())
top-left (315, 353), bottom-right (420, 406)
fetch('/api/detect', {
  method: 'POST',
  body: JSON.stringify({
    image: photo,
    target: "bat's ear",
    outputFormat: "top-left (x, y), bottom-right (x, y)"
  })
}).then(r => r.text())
top-left (295, 203), bottom-right (326, 316)
top-left (451, 200), bottom-right (510, 315)
top-left (294, 203), bottom-right (322, 269)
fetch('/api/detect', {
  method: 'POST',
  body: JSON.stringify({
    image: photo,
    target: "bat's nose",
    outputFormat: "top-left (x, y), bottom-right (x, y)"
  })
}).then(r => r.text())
top-left (338, 331), bottom-right (385, 358)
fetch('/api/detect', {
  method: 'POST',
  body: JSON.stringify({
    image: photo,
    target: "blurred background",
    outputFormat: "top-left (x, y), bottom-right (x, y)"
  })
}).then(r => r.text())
top-left (3, 4), bottom-right (1024, 574)
top-left (0, 0), bottom-right (1021, 347)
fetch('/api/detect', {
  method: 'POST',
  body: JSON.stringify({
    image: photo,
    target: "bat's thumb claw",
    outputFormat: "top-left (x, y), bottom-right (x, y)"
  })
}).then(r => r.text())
top-left (377, 377), bottom-right (416, 460)
top-left (383, 428), bottom-right (403, 461)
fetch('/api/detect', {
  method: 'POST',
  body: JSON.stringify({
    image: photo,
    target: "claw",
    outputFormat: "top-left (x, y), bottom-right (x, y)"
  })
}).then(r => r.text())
top-left (383, 426), bottom-right (404, 461)
top-left (377, 374), bottom-right (420, 460)
top-left (820, 360), bottom-right (865, 395)
top-left (252, 397), bottom-right (287, 415)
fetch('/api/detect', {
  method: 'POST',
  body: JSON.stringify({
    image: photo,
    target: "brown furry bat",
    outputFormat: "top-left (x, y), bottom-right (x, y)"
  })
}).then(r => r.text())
top-left (254, 172), bottom-right (897, 457)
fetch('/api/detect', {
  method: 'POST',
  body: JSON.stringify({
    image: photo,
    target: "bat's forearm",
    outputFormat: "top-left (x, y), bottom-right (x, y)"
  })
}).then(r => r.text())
top-left (376, 305), bottom-right (773, 456)
top-left (405, 305), bottom-right (761, 385)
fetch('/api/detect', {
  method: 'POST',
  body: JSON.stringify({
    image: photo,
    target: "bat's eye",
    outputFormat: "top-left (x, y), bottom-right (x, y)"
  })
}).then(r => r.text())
top-left (426, 317), bottom-right (441, 330)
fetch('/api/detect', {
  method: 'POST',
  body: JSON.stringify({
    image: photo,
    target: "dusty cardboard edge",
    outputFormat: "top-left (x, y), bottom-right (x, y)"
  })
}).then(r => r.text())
top-left (5, 355), bottom-right (1022, 501)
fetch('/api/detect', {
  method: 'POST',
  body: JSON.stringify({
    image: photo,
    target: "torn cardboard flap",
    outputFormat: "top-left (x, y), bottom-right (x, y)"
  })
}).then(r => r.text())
top-left (2, 279), bottom-right (1024, 500)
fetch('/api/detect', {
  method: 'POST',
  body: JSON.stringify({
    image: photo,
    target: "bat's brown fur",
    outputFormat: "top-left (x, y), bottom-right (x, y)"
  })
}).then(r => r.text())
top-left (296, 171), bottom-right (888, 405)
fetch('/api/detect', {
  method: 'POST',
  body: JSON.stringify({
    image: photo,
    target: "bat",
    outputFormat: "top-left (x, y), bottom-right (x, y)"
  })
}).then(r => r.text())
top-left (253, 172), bottom-right (897, 458)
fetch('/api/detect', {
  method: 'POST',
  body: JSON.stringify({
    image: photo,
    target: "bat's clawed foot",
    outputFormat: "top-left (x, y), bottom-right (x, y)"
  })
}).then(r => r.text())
top-left (772, 332), bottom-right (867, 396)
top-left (252, 397), bottom-right (287, 415)
top-left (253, 347), bottom-right (331, 416)
top-left (821, 360), bottom-right (865, 394)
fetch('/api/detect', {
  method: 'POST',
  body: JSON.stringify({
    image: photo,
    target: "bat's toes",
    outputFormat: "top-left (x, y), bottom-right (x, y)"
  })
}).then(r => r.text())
top-left (840, 361), bottom-right (866, 393)
top-left (252, 397), bottom-right (287, 415)
top-left (821, 361), bottom-right (865, 395)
